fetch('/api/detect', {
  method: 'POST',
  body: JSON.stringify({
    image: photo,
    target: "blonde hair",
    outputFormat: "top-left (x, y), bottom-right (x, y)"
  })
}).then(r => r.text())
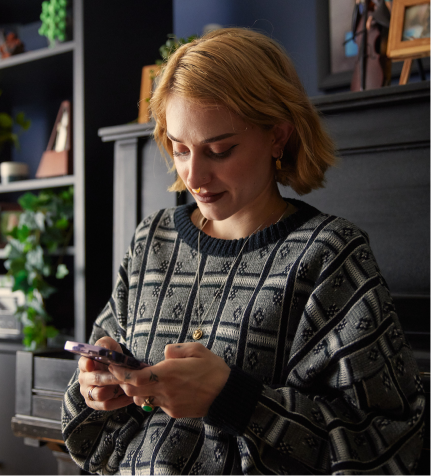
top-left (150, 28), bottom-right (336, 195)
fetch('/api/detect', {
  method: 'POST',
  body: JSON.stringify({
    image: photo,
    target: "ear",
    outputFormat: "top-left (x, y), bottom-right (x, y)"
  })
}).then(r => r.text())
top-left (271, 122), bottom-right (294, 156)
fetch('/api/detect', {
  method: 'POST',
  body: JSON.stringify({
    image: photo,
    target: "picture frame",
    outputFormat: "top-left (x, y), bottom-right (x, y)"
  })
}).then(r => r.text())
top-left (0, 276), bottom-right (24, 340)
top-left (138, 64), bottom-right (161, 123)
top-left (387, 0), bottom-right (430, 60)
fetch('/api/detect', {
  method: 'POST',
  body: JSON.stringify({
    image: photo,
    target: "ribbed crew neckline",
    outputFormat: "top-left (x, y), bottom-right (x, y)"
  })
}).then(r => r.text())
top-left (174, 198), bottom-right (320, 257)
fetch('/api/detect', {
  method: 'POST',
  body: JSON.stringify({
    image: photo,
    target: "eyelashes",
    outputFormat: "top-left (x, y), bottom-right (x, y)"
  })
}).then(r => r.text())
top-left (172, 144), bottom-right (238, 159)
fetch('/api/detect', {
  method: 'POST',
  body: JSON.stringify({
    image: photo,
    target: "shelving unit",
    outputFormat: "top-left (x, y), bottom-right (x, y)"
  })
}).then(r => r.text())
top-left (0, 1), bottom-right (173, 473)
top-left (0, 175), bottom-right (75, 193)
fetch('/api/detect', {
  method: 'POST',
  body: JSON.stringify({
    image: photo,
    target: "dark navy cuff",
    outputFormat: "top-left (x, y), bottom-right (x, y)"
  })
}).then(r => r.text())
top-left (204, 365), bottom-right (263, 436)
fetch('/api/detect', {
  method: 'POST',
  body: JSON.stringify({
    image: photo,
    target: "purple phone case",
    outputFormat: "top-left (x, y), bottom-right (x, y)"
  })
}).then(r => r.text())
top-left (64, 341), bottom-right (149, 369)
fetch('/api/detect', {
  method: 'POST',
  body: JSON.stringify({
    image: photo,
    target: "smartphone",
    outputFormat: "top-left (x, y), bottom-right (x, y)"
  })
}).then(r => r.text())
top-left (64, 341), bottom-right (150, 369)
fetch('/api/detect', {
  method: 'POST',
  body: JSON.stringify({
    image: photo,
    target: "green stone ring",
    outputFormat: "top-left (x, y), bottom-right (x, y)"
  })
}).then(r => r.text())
top-left (141, 398), bottom-right (154, 412)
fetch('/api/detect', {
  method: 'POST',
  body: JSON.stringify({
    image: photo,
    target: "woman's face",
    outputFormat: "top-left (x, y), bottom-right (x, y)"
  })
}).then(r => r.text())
top-left (165, 95), bottom-right (281, 223)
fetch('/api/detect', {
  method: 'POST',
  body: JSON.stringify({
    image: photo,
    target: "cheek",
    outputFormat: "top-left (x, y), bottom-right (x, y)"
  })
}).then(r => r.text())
top-left (174, 159), bottom-right (188, 181)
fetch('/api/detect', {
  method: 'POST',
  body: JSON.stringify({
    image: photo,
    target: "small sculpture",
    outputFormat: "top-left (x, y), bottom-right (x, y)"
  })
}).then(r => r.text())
top-left (0, 31), bottom-right (24, 59)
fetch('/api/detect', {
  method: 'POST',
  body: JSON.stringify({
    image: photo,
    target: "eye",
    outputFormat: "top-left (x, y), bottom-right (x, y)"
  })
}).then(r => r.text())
top-left (208, 144), bottom-right (238, 159)
top-left (172, 149), bottom-right (189, 158)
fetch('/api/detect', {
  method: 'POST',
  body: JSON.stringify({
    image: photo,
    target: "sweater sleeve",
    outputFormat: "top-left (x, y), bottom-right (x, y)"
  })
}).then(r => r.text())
top-left (205, 233), bottom-right (426, 474)
top-left (61, 234), bottom-right (148, 474)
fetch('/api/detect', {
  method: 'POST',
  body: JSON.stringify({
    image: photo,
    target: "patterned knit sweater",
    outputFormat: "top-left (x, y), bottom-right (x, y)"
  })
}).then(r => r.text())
top-left (62, 199), bottom-right (425, 475)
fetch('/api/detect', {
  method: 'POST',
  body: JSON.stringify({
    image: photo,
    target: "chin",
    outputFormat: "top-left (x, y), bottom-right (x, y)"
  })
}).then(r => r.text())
top-left (197, 202), bottom-right (237, 223)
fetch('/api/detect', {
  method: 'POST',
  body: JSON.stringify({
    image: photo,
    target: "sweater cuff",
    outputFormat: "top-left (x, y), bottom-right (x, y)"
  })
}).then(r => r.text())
top-left (203, 365), bottom-right (263, 436)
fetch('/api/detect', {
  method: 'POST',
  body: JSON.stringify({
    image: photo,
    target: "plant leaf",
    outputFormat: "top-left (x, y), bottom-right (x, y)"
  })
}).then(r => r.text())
top-left (56, 263), bottom-right (69, 279)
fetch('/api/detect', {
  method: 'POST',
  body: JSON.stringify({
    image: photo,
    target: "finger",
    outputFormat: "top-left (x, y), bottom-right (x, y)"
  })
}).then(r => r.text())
top-left (86, 384), bottom-right (126, 402)
top-left (79, 366), bottom-right (119, 387)
top-left (86, 394), bottom-right (134, 412)
top-left (94, 336), bottom-right (123, 353)
top-left (78, 355), bottom-right (109, 373)
top-left (119, 382), bottom-right (149, 397)
top-left (108, 365), bottom-right (160, 388)
top-left (164, 342), bottom-right (206, 359)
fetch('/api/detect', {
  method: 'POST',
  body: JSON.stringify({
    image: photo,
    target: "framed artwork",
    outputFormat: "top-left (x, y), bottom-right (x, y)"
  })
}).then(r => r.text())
top-left (0, 276), bottom-right (24, 340)
top-left (138, 65), bottom-right (161, 123)
top-left (387, 0), bottom-right (430, 60)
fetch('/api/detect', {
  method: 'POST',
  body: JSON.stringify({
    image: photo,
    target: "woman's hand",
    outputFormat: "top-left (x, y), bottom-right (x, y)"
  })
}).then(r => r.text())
top-left (78, 336), bottom-right (134, 411)
top-left (108, 342), bottom-right (231, 419)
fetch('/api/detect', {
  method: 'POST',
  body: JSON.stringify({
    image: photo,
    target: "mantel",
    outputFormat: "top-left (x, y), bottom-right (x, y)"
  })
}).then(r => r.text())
top-left (313, 80), bottom-right (430, 114)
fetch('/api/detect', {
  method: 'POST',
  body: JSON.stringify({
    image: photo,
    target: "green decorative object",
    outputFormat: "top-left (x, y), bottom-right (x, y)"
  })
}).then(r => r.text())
top-left (39, 0), bottom-right (68, 47)
top-left (156, 34), bottom-right (198, 66)
top-left (0, 89), bottom-right (31, 156)
top-left (4, 187), bottom-right (74, 350)
top-left (142, 405), bottom-right (153, 412)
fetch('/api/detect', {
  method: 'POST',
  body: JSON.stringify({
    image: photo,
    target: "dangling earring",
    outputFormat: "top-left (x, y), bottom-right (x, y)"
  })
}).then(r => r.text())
top-left (275, 151), bottom-right (283, 170)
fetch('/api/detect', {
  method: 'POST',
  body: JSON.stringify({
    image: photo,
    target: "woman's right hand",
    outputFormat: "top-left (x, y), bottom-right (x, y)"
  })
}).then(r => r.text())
top-left (78, 336), bottom-right (134, 411)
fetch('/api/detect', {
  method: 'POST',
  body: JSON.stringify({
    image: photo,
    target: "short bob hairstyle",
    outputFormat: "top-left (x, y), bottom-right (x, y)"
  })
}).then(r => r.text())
top-left (150, 28), bottom-right (336, 195)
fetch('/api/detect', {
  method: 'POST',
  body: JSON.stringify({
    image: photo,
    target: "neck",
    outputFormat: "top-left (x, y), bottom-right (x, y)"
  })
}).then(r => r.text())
top-left (193, 189), bottom-right (289, 240)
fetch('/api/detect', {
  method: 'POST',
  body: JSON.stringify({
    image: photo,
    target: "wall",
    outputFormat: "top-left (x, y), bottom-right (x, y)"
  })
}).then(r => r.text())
top-left (173, 0), bottom-right (320, 96)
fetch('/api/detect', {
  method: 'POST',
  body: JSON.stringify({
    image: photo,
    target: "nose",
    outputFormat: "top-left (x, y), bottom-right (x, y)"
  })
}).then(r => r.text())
top-left (186, 151), bottom-right (211, 191)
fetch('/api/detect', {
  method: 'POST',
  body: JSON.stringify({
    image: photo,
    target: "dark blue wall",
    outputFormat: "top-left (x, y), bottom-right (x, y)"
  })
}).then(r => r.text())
top-left (173, 0), bottom-right (320, 97)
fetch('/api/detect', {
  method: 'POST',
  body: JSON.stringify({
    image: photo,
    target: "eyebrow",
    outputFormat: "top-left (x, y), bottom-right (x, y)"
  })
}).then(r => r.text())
top-left (166, 131), bottom-right (238, 144)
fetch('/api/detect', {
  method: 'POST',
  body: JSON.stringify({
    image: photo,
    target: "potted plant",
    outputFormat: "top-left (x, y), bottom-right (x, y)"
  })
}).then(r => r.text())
top-left (0, 89), bottom-right (31, 161)
top-left (4, 187), bottom-right (73, 350)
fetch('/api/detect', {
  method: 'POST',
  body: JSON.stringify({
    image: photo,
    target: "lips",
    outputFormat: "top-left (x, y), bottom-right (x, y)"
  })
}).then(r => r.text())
top-left (194, 191), bottom-right (225, 203)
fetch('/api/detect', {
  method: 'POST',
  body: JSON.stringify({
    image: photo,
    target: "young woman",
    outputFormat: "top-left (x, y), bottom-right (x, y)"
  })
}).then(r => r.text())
top-left (62, 28), bottom-right (424, 474)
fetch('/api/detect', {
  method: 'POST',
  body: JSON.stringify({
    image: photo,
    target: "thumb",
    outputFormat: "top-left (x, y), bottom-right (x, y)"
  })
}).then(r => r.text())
top-left (94, 336), bottom-right (122, 353)
top-left (164, 342), bottom-right (206, 360)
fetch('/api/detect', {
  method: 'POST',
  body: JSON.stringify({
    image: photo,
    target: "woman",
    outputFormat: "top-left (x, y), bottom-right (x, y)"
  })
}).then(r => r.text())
top-left (62, 28), bottom-right (424, 474)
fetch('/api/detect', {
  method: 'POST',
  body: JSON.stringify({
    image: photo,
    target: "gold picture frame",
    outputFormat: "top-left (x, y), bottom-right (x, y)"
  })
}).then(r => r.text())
top-left (387, 0), bottom-right (430, 60)
top-left (138, 64), bottom-right (161, 124)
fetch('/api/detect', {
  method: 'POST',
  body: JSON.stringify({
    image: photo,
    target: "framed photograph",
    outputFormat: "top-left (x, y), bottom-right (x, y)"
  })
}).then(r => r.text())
top-left (0, 276), bottom-right (24, 340)
top-left (387, 0), bottom-right (430, 60)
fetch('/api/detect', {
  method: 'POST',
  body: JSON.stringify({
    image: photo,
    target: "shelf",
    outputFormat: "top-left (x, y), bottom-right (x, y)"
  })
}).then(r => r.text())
top-left (98, 121), bottom-right (155, 142)
top-left (0, 175), bottom-right (75, 194)
top-left (0, 42), bottom-right (75, 71)
top-left (0, 246), bottom-right (75, 259)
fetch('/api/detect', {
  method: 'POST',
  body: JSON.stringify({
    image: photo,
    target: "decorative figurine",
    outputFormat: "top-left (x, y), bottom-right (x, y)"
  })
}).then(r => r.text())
top-left (0, 31), bottom-right (24, 58)
top-left (350, 0), bottom-right (393, 91)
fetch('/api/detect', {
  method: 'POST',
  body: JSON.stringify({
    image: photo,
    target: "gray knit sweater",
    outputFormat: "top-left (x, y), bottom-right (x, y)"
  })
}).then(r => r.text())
top-left (62, 199), bottom-right (425, 474)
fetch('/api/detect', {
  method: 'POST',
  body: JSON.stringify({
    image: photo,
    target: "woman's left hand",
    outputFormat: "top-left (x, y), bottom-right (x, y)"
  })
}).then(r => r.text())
top-left (108, 342), bottom-right (230, 419)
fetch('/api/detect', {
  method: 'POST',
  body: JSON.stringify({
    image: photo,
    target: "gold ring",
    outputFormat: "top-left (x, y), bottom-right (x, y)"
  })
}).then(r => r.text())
top-left (141, 397), bottom-right (154, 412)
top-left (88, 385), bottom-right (96, 402)
top-left (192, 187), bottom-right (201, 193)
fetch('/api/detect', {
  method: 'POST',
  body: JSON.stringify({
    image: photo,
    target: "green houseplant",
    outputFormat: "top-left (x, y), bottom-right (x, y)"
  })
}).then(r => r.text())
top-left (156, 34), bottom-right (198, 66)
top-left (0, 89), bottom-right (31, 157)
top-left (4, 187), bottom-right (74, 350)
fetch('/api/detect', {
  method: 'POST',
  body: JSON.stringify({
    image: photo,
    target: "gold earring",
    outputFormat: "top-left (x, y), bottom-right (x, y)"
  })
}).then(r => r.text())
top-left (192, 187), bottom-right (201, 193)
top-left (276, 151), bottom-right (283, 170)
